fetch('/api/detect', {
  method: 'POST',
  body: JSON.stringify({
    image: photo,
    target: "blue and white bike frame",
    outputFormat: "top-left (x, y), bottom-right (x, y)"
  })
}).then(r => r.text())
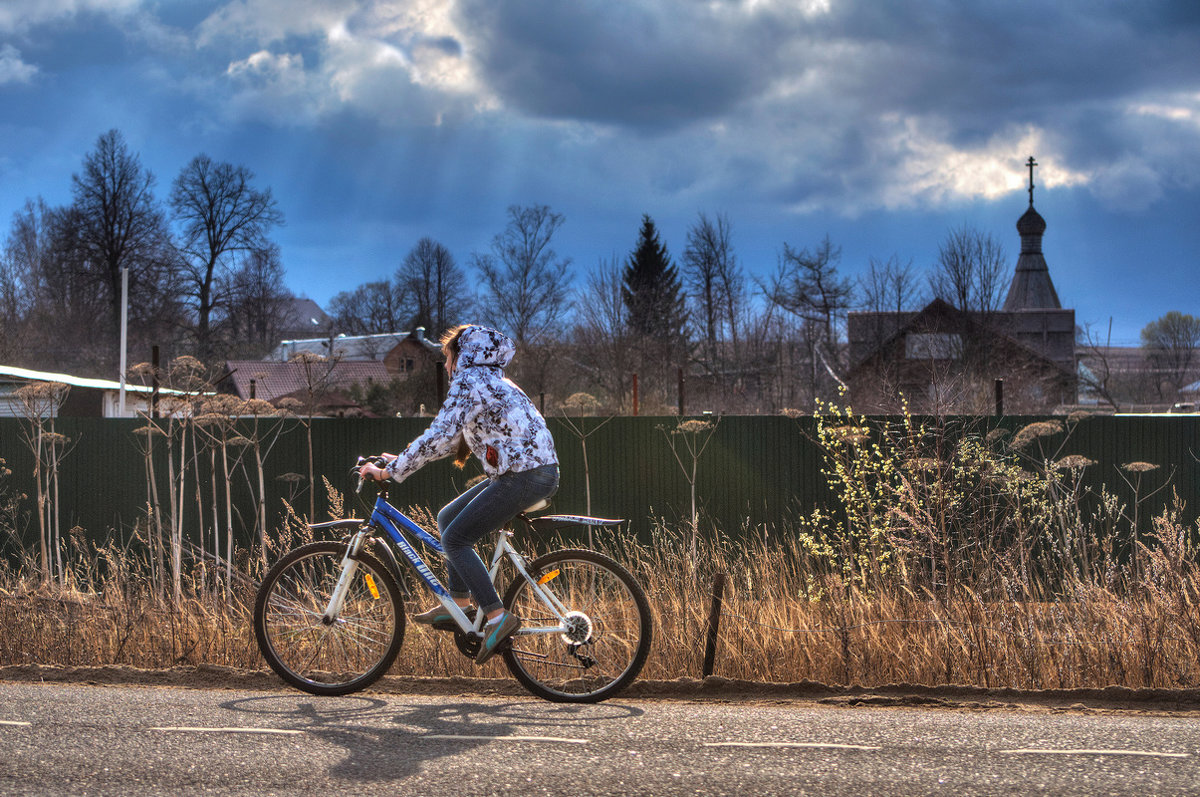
top-left (319, 487), bottom-right (616, 640)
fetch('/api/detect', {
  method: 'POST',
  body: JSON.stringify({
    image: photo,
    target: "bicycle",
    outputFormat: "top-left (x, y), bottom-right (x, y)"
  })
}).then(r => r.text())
top-left (253, 457), bottom-right (653, 703)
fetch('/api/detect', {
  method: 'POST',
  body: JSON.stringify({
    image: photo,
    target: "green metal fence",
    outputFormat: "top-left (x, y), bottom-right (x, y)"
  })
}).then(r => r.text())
top-left (0, 414), bottom-right (1197, 554)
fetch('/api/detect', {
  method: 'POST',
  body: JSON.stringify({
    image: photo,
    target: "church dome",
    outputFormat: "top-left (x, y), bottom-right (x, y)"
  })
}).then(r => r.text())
top-left (1016, 204), bottom-right (1046, 256)
top-left (1004, 158), bottom-right (1060, 311)
top-left (1017, 206), bottom-right (1046, 237)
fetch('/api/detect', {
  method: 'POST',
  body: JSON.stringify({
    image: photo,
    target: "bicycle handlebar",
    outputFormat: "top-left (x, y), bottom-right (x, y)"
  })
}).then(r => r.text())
top-left (353, 455), bottom-right (391, 494)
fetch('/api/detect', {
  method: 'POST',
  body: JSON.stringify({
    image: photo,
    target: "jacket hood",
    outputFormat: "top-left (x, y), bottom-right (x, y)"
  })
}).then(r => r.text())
top-left (455, 325), bottom-right (515, 369)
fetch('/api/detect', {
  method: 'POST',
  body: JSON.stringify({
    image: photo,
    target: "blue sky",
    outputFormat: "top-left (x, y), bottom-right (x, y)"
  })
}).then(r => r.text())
top-left (2, 0), bottom-right (1200, 346)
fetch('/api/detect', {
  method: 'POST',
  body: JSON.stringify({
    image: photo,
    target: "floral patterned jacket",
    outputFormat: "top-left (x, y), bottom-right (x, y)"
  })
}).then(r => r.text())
top-left (385, 326), bottom-right (558, 484)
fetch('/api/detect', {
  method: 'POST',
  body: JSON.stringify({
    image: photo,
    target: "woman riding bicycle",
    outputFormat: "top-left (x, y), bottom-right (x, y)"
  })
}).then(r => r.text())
top-left (358, 324), bottom-right (559, 664)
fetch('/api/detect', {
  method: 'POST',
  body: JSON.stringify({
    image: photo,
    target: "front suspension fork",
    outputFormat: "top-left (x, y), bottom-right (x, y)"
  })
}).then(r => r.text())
top-left (321, 529), bottom-right (370, 624)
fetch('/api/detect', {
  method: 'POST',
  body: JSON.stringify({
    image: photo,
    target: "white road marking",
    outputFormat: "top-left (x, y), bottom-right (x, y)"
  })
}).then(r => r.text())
top-left (705, 742), bottom-right (881, 751)
top-left (150, 726), bottom-right (303, 736)
top-left (1000, 748), bottom-right (1189, 759)
top-left (422, 734), bottom-right (589, 744)
top-left (0, 720), bottom-right (32, 727)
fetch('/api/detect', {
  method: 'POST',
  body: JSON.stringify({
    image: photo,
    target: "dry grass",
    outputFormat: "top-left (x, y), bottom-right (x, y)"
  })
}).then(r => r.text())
top-left (614, 520), bottom-right (1200, 689)
top-left (3, 405), bottom-right (1200, 690)
top-left (3, 512), bottom-right (1199, 691)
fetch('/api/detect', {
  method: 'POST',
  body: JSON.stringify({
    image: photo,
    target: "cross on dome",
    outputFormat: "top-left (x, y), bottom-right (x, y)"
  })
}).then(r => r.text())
top-left (1026, 156), bottom-right (1038, 208)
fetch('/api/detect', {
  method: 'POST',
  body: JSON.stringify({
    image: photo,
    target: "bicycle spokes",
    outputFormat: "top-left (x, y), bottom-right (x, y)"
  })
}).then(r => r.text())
top-left (501, 549), bottom-right (651, 703)
top-left (254, 542), bottom-right (405, 696)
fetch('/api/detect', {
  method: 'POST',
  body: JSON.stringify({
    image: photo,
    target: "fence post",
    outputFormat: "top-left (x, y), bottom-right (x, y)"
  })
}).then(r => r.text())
top-left (839, 601), bottom-right (851, 684)
top-left (678, 367), bottom-right (685, 416)
top-left (151, 345), bottom-right (160, 418)
top-left (702, 572), bottom-right (726, 677)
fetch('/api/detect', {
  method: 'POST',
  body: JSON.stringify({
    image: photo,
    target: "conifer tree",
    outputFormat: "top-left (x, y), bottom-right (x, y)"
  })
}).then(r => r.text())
top-left (622, 214), bottom-right (687, 341)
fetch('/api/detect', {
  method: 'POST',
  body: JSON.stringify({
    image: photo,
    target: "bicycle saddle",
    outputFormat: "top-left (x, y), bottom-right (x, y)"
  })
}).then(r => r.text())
top-left (522, 498), bottom-right (550, 514)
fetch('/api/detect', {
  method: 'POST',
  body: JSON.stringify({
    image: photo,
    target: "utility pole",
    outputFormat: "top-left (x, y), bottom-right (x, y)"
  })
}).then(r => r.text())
top-left (118, 267), bottom-right (128, 416)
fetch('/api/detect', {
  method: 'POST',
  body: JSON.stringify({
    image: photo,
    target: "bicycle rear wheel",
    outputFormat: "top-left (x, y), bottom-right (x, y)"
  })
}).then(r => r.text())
top-left (254, 540), bottom-right (405, 696)
top-left (502, 548), bottom-right (652, 703)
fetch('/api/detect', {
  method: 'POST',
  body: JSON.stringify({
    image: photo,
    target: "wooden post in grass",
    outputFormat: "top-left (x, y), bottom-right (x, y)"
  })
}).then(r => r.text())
top-left (702, 572), bottom-right (726, 677)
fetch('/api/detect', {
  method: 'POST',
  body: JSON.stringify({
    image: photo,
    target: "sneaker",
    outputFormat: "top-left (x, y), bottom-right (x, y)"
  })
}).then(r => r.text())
top-left (475, 611), bottom-right (522, 665)
top-left (412, 604), bottom-right (474, 631)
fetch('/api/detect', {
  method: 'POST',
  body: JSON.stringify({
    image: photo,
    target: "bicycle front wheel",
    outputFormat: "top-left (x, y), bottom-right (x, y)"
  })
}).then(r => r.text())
top-left (254, 541), bottom-right (405, 696)
top-left (502, 548), bottom-right (652, 703)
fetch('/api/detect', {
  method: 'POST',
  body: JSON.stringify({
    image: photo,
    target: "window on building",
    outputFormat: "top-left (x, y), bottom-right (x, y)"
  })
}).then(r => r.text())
top-left (906, 333), bottom-right (963, 360)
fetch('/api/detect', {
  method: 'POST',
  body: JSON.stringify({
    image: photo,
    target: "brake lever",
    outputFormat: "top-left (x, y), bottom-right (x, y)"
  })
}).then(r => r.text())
top-left (353, 455), bottom-right (388, 495)
top-left (353, 456), bottom-right (369, 495)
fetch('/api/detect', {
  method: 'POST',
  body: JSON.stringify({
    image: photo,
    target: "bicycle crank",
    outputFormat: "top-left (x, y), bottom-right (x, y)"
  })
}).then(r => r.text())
top-left (453, 629), bottom-right (482, 659)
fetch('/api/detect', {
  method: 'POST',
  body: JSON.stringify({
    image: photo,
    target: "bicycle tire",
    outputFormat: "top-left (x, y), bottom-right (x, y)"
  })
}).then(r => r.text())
top-left (254, 540), bottom-right (406, 696)
top-left (501, 548), bottom-right (652, 703)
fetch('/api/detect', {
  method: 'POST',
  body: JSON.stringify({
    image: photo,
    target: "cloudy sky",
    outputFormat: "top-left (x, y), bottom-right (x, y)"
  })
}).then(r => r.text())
top-left (2, 0), bottom-right (1199, 345)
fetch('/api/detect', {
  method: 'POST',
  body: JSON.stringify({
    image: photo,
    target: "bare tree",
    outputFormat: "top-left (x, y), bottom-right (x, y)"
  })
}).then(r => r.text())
top-left (1141, 311), bottom-right (1200, 400)
top-left (1075, 320), bottom-right (1125, 411)
top-left (856, 253), bottom-right (924, 351)
top-left (222, 244), bottom-right (293, 357)
top-left (570, 257), bottom-right (632, 410)
top-left (473, 204), bottom-right (572, 347)
top-left (929, 225), bottom-right (1007, 316)
top-left (745, 307), bottom-right (809, 413)
top-left (0, 202), bottom-right (45, 316)
top-left (770, 236), bottom-right (853, 339)
top-left (1, 199), bottom-right (57, 362)
top-left (683, 212), bottom-right (745, 367)
top-left (715, 227), bottom-right (748, 363)
top-left (396, 237), bottom-right (472, 337)
top-left (859, 254), bottom-right (923, 316)
top-left (765, 235), bottom-right (854, 403)
top-left (170, 154), bottom-right (283, 360)
top-left (577, 257), bottom-right (628, 342)
top-left (327, 281), bottom-right (410, 335)
top-left (5, 198), bottom-right (172, 374)
top-left (67, 130), bottom-right (175, 368)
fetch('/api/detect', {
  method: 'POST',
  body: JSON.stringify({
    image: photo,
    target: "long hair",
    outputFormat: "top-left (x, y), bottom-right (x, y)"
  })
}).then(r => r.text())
top-left (439, 324), bottom-right (470, 362)
top-left (440, 325), bottom-right (473, 468)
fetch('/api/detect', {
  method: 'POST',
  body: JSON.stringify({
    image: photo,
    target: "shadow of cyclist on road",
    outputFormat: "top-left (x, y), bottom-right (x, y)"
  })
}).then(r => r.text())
top-left (220, 694), bottom-right (643, 784)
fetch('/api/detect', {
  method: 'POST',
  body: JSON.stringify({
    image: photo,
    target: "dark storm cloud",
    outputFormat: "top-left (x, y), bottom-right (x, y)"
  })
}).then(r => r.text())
top-left (451, 0), bottom-right (1200, 159)
top-left (805, 0), bottom-right (1200, 149)
top-left (453, 0), bottom-right (794, 128)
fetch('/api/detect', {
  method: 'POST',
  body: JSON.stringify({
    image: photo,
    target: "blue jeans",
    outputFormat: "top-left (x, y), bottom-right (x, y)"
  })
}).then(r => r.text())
top-left (437, 464), bottom-right (559, 614)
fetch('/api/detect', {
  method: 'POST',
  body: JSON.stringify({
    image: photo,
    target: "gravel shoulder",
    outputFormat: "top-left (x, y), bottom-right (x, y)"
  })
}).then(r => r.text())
top-left (5, 663), bottom-right (1200, 715)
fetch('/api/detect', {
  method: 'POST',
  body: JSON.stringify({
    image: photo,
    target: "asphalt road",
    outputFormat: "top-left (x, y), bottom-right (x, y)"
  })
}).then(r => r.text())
top-left (1, 681), bottom-right (1199, 796)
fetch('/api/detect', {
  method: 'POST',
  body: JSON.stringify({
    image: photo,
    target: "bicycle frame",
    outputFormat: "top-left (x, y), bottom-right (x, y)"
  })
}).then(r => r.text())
top-left (325, 488), bottom-right (575, 639)
top-left (251, 461), bottom-right (653, 702)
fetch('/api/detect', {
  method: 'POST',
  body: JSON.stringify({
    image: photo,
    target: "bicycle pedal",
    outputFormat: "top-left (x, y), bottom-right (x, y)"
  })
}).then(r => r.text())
top-left (430, 607), bottom-right (477, 633)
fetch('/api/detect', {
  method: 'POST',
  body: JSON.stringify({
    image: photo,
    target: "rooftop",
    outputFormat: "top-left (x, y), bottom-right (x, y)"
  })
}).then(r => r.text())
top-left (222, 360), bottom-right (392, 403)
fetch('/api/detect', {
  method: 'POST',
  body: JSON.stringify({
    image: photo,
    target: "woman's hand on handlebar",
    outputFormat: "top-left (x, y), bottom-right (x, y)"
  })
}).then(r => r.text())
top-left (357, 453), bottom-right (395, 483)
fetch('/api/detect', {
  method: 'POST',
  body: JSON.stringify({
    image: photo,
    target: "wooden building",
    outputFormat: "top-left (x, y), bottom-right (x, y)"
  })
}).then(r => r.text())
top-left (847, 160), bottom-right (1077, 414)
